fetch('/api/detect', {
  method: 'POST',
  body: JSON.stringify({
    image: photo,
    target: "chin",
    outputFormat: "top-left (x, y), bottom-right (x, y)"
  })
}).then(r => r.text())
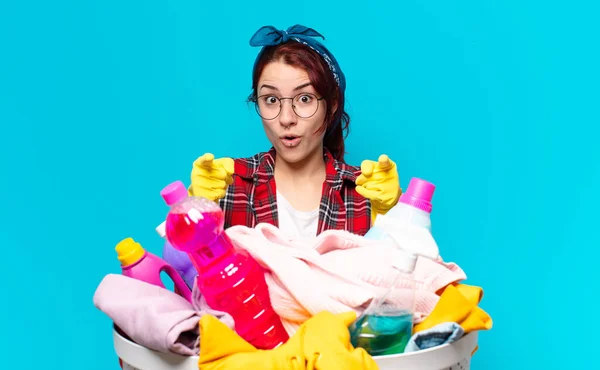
top-left (280, 152), bottom-right (307, 164)
top-left (276, 147), bottom-right (308, 164)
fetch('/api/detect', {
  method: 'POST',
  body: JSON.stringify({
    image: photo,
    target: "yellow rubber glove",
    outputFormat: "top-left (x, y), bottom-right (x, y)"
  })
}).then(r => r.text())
top-left (189, 153), bottom-right (235, 202)
top-left (197, 311), bottom-right (378, 370)
top-left (301, 311), bottom-right (379, 370)
top-left (197, 313), bottom-right (301, 369)
top-left (356, 154), bottom-right (401, 223)
top-left (414, 284), bottom-right (493, 335)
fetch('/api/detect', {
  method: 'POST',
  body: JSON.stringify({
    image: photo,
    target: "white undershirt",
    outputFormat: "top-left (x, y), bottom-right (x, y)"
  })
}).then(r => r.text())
top-left (276, 190), bottom-right (319, 242)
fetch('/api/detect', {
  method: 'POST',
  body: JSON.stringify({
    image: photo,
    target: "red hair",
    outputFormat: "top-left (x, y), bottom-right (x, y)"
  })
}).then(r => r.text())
top-left (249, 42), bottom-right (350, 162)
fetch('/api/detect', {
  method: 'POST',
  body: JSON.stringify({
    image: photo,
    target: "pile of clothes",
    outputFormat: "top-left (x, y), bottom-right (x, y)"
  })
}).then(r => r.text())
top-left (94, 223), bottom-right (492, 369)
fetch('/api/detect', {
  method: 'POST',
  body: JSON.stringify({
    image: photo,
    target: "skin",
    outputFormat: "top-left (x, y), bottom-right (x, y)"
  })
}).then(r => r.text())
top-left (257, 60), bottom-right (328, 212)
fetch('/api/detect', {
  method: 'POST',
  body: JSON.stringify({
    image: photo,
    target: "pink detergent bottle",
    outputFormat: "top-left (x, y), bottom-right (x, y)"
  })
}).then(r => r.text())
top-left (160, 180), bottom-right (289, 349)
top-left (115, 237), bottom-right (192, 303)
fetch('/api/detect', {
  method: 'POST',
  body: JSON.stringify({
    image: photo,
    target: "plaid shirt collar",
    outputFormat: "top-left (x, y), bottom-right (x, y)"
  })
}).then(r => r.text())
top-left (237, 147), bottom-right (358, 189)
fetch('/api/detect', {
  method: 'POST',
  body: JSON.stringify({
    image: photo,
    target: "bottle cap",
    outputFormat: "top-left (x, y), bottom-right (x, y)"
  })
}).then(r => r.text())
top-left (160, 180), bottom-right (188, 206)
top-left (115, 237), bottom-right (145, 266)
top-left (399, 178), bottom-right (435, 214)
top-left (156, 221), bottom-right (166, 238)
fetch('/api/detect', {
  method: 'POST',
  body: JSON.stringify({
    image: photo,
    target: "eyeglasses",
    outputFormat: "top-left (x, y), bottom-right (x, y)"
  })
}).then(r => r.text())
top-left (253, 93), bottom-right (325, 120)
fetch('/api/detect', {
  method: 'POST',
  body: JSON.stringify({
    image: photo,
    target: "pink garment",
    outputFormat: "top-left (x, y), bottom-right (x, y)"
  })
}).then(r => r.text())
top-left (93, 274), bottom-right (234, 355)
top-left (225, 223), bottom-right (466, 336)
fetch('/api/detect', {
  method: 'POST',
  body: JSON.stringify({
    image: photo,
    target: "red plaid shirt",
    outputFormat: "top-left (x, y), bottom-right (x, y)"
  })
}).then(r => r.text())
top-left (218, 147), bottom-right (372, 236)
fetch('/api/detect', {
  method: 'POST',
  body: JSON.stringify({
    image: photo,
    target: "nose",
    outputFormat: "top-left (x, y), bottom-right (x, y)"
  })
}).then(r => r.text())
top-left (278, 99), bottom-right (297, 128)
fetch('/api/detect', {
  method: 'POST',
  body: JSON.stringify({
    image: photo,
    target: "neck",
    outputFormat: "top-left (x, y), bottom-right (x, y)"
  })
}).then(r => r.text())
top-left (274, 147), bottom-right (326, 181)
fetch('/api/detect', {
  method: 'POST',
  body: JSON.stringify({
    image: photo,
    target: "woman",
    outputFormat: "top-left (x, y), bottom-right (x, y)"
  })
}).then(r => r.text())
top-left (189, 25), bottom-right (401, 239)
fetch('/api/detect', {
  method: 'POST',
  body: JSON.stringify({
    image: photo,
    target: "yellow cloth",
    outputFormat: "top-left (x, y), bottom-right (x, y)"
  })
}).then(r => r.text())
top-left (355, 154), bottom-right (401, 224)
top-left (198, 311), bottom-right (379, 370)
top-left (414, 284), bottom-right (493, 334)
top-left (189, 153), bottom-right (235, 201)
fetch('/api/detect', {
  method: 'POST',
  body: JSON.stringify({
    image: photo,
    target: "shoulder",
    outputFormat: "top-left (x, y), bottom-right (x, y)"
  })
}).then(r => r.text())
top-left (337, 161), bottom-right (361, 182)
top-left (331, 158), bottom-right (368, 202)
top-left (328, 153), bottom-right (361, 185)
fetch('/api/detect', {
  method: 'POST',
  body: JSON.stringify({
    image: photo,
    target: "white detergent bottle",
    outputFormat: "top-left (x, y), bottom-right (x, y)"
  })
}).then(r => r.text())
top-left (365, 177), bottom-right (439, 260)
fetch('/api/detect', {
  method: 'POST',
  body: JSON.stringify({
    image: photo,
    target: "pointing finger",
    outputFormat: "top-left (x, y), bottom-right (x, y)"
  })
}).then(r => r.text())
top-left (377, 154), bottom-right (393, 171)
top-left (199, 153), bottom-right (215, 168)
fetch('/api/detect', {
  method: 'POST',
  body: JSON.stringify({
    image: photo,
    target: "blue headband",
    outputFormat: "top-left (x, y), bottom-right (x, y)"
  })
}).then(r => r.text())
top-left (249, 25), bottom-right (346, 93)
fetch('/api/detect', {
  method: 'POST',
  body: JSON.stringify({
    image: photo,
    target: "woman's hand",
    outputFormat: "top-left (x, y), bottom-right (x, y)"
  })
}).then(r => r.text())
top-left (356, 154), bottom-right (401, 222)
top-left (189, 153), bottom-right (235, 201)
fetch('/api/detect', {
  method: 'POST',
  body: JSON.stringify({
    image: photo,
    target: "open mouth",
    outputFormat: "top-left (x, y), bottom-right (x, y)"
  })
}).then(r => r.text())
top-left (281, 135), bottom-right (302, 147)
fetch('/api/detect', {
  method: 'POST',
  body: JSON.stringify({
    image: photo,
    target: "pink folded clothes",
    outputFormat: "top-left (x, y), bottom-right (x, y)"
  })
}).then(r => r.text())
top-left (225, 223), bottom-right (466, 336)
top-left (93, 274), bottom-right (234, 356)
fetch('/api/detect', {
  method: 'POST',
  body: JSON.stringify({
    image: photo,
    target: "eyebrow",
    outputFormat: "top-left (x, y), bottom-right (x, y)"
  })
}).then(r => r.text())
top-left (259, 82), bottom-right (313, 92)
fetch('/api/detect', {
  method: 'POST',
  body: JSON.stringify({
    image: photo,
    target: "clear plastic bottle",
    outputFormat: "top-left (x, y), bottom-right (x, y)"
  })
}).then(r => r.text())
top-left (160, 180), bottom-right (289, 350)
top-left (349, 249), bottom-right (417, 355)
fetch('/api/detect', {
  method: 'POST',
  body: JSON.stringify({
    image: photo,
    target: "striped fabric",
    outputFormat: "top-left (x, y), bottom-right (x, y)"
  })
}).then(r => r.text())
top-left (218, 147), bottom-right (371, 236)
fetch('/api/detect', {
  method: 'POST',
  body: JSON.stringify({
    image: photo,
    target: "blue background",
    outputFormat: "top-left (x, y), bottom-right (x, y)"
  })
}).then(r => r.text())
top-left (1, 0), bottom-right (598, 368)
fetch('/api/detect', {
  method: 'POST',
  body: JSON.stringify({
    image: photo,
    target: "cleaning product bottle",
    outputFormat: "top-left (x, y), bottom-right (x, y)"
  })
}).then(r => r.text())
top-left (160, 180), bottom-right (289, 350)
top-left (350, 177), bottom-right (438, 355)
top-left (368, 177), bottom-right (435, 233)
top-left (156, 221), bottom-right (197, 289)
top-left (365, 177), bottom-right (439, 259)
top-left (115, 237), bottom-right (192, 303)
top-left (349, 249), bottom-right (417, 355)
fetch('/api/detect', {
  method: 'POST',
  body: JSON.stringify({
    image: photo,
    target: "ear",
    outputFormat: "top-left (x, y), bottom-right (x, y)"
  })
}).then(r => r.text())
top-left (324, 101), bottom-right (337, 127)
top-left (331, 100), bottom-right (339, 115)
